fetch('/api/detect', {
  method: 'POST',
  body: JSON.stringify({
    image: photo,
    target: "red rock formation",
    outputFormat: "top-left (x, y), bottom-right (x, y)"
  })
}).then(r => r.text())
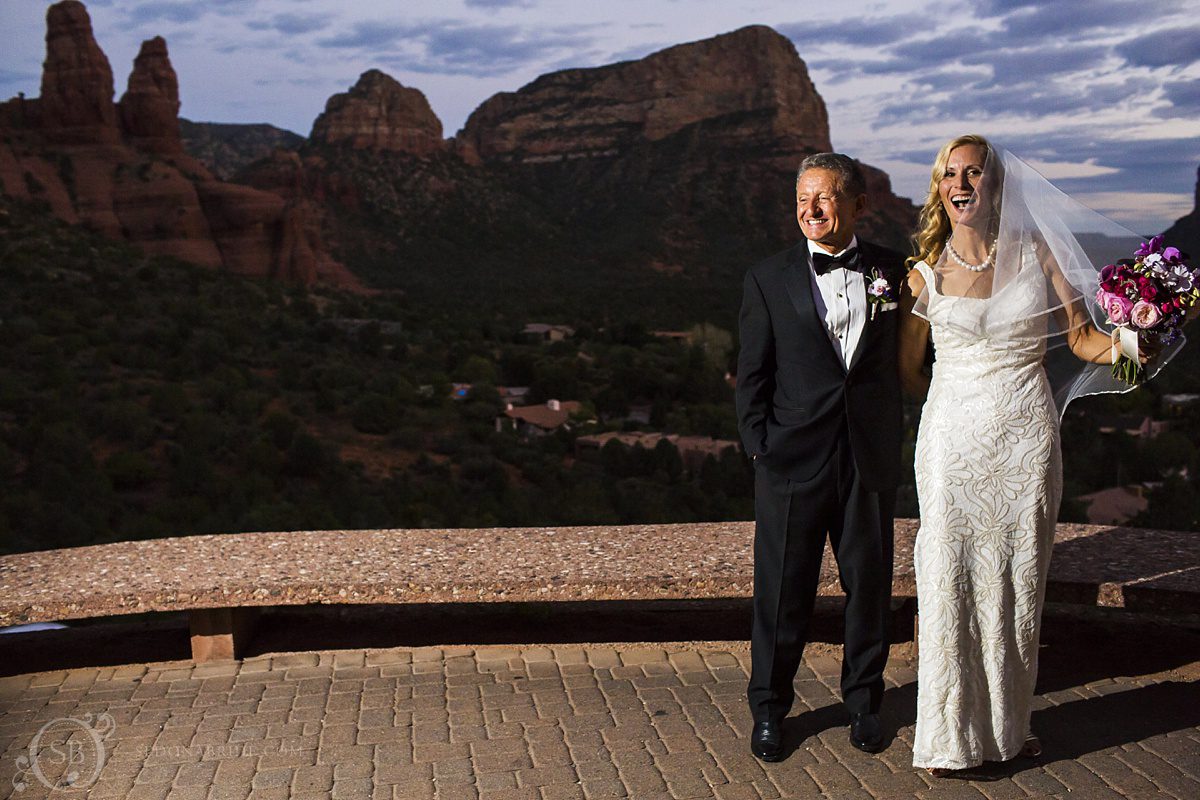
top-left (112, 161), bottom-right (222, 267)
top-left (236, 149), bottom-right (310, 202)
top-left (195, 180), bottom-right (286, 276)
top-left (310, 70), bottom-right (444, 155)
top-left (0, 141), bottom-right (79, 223)
top-left (458, 26), bottom-right (831, 163)
top-left (230, 150), bottom-right (366, 288)
top-left (118, 37), bottom-right (183, 155)
top-left (452, 25), bottom-right (914, 251)
top-left (236, 148), bottom-right (357, 209)
top-left (275, 200), bottom-right (364, 289)
top-left (274, 202), bottom-right (319, 284)
top-left (39, 0), bottom-right (119, 145)
top-left (0, 1), bottom-right (356, 289)
top-left (195, 180), bottom-right (361, 288)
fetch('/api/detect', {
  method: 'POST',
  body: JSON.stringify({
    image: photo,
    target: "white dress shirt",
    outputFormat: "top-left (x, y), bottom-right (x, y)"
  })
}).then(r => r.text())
top-left (808, 236), bottom-right (867, 369)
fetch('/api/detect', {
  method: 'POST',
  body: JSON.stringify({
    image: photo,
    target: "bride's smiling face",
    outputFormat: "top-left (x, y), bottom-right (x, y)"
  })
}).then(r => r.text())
top-left (939, 144), bottom-right (988, 228)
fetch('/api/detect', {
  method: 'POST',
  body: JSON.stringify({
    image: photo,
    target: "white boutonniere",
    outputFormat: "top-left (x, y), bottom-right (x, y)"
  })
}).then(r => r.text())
top-left (866, 269), bottom-right (896, 320)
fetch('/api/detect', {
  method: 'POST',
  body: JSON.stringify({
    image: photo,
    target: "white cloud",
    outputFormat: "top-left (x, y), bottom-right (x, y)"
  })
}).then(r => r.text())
top-left (1025, 159), bottom-right (1121, 180)
top-left (1074, 192), bottom-right (1195, 232)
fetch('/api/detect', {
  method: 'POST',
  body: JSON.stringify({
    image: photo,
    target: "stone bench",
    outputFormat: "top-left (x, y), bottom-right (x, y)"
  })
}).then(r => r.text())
top-left (0, 521), bottom-right (1195, 662)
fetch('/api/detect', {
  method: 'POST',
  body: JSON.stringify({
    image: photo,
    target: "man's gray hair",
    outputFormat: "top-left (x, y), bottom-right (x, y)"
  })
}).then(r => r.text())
top-left (797, 153), bottom-right (867, 198)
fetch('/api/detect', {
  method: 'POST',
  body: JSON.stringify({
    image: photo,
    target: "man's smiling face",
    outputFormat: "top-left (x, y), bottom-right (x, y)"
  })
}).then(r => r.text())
top-left (795, 168), bottom-right (865, 254)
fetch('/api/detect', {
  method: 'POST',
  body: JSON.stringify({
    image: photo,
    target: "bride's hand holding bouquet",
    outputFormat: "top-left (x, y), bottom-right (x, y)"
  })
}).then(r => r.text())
top-left (1096, 235), bottom-right (1198, 385)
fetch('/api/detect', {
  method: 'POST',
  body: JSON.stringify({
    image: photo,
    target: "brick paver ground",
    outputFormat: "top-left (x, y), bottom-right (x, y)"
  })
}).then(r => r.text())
top-left (1, 619), bottom-right (1198, 800)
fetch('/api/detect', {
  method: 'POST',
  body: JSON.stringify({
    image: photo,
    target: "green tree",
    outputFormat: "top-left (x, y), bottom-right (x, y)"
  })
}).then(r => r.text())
top-left (105, 451), bottom-right (156, 490)
top-left (283, 431), bottom-right (330, 478)
top-left (352, 393), bottom-right (403, 434)
top-left (460, 355), bottom-right (498, 384)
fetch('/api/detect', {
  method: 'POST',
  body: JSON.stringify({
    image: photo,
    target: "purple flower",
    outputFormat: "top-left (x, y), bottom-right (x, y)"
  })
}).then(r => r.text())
top-left (1135, 235), bottom-right (1164, 257)
top-left (1130, 300), bottom-right (1161, 329)
top-left (1162, 246), bottom-right (1183, 264)
top-left (1100, 264), bottom-right (1119, 282)
top-left (1097, 290), bottom-right (1134, 324)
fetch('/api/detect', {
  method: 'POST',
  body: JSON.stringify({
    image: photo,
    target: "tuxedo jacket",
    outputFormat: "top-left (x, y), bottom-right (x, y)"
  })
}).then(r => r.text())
top-left (735, 239), bottom-right (906, 491)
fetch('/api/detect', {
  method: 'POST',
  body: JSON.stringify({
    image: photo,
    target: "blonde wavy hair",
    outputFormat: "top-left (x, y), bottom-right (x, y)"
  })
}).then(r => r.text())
top-left (907, 134), bottom-right (994, 267)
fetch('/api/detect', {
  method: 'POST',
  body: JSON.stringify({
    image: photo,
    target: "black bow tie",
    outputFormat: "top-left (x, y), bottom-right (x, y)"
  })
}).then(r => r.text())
top-left (812, 247), bottom-right (862, 276)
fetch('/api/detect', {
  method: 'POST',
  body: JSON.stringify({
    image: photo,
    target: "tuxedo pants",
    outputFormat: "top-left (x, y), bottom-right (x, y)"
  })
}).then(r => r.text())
top-left (748, 432), bottom-right (896, 722)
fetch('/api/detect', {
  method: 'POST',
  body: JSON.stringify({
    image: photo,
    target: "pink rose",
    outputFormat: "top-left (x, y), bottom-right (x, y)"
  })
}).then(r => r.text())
top-left (1097, 290), bottom-right (1134, 324)
top-left (1130, 300), bottom-right (1161, 329)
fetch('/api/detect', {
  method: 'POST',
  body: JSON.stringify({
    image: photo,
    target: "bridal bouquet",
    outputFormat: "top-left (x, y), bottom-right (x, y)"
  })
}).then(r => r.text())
top-left (1096, 235), bottom-right (1198, 386)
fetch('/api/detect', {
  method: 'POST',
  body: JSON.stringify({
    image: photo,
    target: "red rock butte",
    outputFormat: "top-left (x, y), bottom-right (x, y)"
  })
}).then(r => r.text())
top-left (458, 26), bottom-right (832, 163)
top-left (310, 69), bottom-right (445, 156)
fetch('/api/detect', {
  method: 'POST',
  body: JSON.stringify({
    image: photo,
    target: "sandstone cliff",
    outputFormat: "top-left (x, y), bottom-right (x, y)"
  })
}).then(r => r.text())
top-left (454, 25), bottom-right (915, 253)
top-left (310, 70), bottom-right (444, 155)
top-left (459, 25), bottom-right (830, 164)
top-left (0, 1), bottom-right (356, 289)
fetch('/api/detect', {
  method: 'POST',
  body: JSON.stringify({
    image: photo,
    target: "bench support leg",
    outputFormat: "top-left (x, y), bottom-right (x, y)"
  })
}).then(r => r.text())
top-left (189, 607), bottom-right (259, 662)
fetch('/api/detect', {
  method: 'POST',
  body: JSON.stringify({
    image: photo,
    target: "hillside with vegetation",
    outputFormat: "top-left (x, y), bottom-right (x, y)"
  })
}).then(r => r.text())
top-left (178, 118), bottom-right (304, 180)
top-left (0, 196), bottom-right (755, 555)
top-left (4, 187), bottom-right (1199, 557)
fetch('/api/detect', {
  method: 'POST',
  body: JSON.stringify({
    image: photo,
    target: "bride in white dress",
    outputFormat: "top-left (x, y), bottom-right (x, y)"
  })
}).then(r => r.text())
top-left (897, 135), bottom-right (1148, 774)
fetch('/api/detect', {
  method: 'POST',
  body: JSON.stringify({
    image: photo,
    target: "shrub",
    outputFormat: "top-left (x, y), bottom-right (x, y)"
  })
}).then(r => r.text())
top-left (149, 384), bottom-right (190, 421)
top-left (99, 400), bottom-right (154, 444)
top-left (105, 451), bottom-right (157, 490)
top-left (262, 412), bottom-right (300, 450)
top-left (351, 393), bottom-right (402, 434)
top-left (283, 431), bottom-right (329, 477)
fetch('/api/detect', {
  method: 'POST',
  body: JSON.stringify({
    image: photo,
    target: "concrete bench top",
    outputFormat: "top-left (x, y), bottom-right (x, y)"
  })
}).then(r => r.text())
top-left (1, 520), bottom-right (1196, 627)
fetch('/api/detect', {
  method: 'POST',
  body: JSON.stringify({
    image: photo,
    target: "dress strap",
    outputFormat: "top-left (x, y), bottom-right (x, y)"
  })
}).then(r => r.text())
top-left (913, 260), bottom-right (936, 297)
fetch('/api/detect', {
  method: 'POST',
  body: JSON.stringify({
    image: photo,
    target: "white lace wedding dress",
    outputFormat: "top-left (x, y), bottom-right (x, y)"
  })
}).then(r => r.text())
top-left (911, 258), bottom-right (1063, 770)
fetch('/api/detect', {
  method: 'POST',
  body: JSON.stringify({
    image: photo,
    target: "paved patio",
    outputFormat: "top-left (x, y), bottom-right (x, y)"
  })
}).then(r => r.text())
top-left (1, 608), bottom-right (1198, 800)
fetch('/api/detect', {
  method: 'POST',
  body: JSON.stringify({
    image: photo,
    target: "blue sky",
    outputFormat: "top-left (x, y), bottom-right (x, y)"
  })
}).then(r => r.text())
top-left (1, 0), bottom-right (1198, 233)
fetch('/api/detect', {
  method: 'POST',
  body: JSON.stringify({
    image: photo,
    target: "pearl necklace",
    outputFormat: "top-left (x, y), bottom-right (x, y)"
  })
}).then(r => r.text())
top-left (944, 235), bottom-right (996, 272)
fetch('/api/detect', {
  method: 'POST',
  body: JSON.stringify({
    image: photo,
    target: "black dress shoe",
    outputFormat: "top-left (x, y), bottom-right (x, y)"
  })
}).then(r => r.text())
top-left (849, 712), bottom-right (883, 753)
top-left (751, 720), bottom-right (784, 762)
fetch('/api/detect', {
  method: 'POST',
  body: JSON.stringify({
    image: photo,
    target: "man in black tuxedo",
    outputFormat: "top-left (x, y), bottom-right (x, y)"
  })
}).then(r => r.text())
top-left (736, 153), bottom-right (906, 761)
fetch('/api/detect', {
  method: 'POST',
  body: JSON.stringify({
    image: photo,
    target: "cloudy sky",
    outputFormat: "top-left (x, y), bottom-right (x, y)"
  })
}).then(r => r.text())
top-left (1, 0), bottom-right (1198, 233)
